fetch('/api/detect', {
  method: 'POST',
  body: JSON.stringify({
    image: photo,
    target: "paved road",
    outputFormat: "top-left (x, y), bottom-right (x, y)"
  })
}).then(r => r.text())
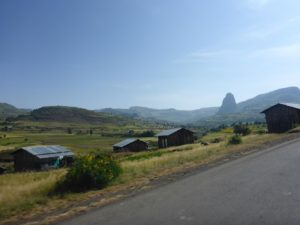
top-left (58, 139), bottom-right (300, 225)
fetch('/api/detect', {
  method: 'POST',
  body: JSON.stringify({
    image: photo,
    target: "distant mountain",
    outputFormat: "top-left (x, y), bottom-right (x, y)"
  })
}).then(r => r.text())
top-left (217, 93), bottom-right (237, 114)
top-left (98, 106), bottom-right (219, 124)
top-left (195, 87), bottom-right (300, 127)
top-left (4, 86), bottom-right (300, 127)
top-left (237, 87), bottom-right (300, 113)
top-left (99, 87), bottom-right (300, 126)
top-left (0, 103), bottom-right (29, 119)
top-left (14, 106), bottom-right (136, 125)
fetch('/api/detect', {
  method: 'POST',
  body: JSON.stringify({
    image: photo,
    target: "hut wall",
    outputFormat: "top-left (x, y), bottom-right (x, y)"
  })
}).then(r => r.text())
top-left (114, 140), bottom-right (148, 152)
top-left (265, 105), bottom-right (300, 133)
top-left (127, 141), bottom-right (148, 151)
top-left (14, 150), bottom-right (74, 171)
top-left (14, 151), bottom-right (39, 171)
top-left (158, 129), bottom-right (194, 148)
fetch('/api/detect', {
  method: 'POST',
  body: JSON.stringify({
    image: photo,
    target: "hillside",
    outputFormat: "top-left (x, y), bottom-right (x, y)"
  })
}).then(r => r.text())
top-left (99, 106), bottom-right (219, 123)
top-left (4, 86), bottom-right (300, 127)
top-left (237, 87), bottom-right (300, 112)
top-left (100, 87), bottom-right (300, 126)
top-left (195, 87), bottom-right (300, 127)
top-left (0, 103), bottom-right (29, 119)
top-left (14, 106), bottom-right (137, 125)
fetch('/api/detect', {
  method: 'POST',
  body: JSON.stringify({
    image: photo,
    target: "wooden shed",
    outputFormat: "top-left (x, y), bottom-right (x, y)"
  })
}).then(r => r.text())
top-left (261, 103), bottom-right (300, 133)
top-left (12, 145), bottom-right (74, 172)
top-left (156, 128), bottom-right (194, 148)
top-left (113, 138), bottom-right (148, 152)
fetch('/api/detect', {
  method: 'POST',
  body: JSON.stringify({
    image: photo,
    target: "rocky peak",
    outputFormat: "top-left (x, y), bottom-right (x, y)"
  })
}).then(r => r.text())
top-left (218, 93), bottom-right (237, 114)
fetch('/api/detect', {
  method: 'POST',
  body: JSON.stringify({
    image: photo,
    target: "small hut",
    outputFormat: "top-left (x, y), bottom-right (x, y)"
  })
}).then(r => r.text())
top-left (12, 145), bottom-right (74, 172)
top-left (261, 103), bottom-right (300, 133)
top-left (113, 138), bottom-right (148, 152)
top-left (156, 128), bottom-right (194, 148)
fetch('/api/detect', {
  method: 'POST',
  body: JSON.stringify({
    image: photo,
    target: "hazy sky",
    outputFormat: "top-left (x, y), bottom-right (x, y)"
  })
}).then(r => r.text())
top-left (1, 0), bottom-right (300, 110)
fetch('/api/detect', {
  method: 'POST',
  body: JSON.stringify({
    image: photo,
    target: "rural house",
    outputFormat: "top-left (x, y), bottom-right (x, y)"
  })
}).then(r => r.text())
top-left (12, 145), bottom-right (74, 172)
top-left (261, 103), bottom-right (300, 133)
top-left (113, 138), bottom-right (148, 152)
top-left (156, 128), bottom-right (194, 148)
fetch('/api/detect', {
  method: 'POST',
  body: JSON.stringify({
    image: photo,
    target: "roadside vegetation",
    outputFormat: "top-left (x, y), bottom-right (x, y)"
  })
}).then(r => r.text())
top-left (1, 123), bottom-right (297, 224)
top-left (58, 153), bottom-right (122, 192)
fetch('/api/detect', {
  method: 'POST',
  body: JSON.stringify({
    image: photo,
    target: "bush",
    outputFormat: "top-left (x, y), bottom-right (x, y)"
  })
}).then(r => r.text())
top-left (139, 130), bottom-right (155, 137)
top-left (211, 138), bottom-right (222, 143)
top-left (256, 129), bottom-right (266, 135)
top-left (228, 135), bottom-right (242, 145)
top-left (233, 125), bottom-right (251, 136)
top-left (60, 153), bottom-right (122, 192)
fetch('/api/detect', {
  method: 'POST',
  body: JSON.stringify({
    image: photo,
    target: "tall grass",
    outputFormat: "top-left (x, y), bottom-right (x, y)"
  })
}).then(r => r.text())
top-left (119, 134), bottom-right (284, 182)
top-left (0, 133), bottom-right (289, 222)
top-left (0, 170), bottom-right (66, 220)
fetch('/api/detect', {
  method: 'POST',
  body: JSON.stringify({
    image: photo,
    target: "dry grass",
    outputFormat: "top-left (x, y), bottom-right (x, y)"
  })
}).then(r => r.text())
top-left (0, 170), bottom-right (66, 220)
top-left (119, 134), bottom-right (286, 182)
top-left (0, 133), bottom-right (294, 223)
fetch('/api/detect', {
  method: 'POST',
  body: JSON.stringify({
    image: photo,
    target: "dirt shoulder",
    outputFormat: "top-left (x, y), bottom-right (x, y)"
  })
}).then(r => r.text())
top-left (3, 133), bottom-right (300, 225)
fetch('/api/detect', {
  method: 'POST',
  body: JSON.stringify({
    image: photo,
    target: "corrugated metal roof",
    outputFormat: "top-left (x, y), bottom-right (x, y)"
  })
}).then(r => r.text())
top-left (17, 145), bottom-right (74, 159)
top-left (261, 103), bottom-right (300, 113)
top-left (113, 138), bottom-right (138, 148)
top-left (282, 103), bottom-right (300, 110)
top-left (156, 128), bottom-right (183, 137)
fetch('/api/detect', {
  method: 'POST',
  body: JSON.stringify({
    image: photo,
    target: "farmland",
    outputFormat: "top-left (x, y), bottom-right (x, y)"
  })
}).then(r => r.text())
top-left (1, 120), bottom-right (297, 224)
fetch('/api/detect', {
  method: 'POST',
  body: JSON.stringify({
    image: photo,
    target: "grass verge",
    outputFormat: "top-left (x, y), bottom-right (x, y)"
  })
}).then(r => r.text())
top-left (0, 133), bottom-right (298, 224)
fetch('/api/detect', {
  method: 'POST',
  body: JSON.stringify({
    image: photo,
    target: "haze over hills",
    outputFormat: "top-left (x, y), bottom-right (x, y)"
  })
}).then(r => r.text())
top-left (0, 103), bottom-right (30, 119)
top-left (195, 86), bottom-right (300, 127)
top-left (236, 87), bottom-right (300, 113)
top-left (1, 87), bottom-right (300, 127)
top-left (99, 106), bottom-right (219, 124)
top-left (99, 87), bottom-right (300, 125)
top-left (9, 106), bottom-right (140, 125)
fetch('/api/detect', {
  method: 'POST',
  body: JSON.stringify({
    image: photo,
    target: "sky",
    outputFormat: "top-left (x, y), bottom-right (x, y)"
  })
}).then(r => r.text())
top-left (1, 0), bottom-right (300, 110)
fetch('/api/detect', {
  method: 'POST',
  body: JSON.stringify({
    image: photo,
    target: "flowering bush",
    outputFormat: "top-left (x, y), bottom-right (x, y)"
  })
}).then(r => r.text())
top-left (63, 153), bottom-right (121, 192)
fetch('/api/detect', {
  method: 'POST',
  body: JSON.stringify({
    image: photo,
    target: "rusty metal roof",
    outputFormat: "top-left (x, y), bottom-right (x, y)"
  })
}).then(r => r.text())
top-left (14, 145), bottom-right (74, 159)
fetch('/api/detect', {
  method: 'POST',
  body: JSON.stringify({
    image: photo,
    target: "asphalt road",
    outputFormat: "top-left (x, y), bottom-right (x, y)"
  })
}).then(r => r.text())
top-left (58, 139), bottom-right (300, 225)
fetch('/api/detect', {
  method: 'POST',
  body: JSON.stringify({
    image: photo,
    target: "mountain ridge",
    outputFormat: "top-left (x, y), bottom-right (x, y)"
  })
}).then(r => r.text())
top-left (98, 86), bottom-right (300, 125)
top-left (2, 86), bottom-right (300, 126)
top-left (0, 103), bottom-right (30, 119)
top-left (8, 106), bottom-right (140, 125)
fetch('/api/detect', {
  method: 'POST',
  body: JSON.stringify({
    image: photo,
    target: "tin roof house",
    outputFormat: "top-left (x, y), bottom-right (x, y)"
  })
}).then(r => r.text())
top-left (156, 128), bottom-right (194, 148)
top-left (12, 145), bottom-right (74, 171)
top-left (261, 103), bottom-right (300, 133)
top-left (113, 138), bottom-right (148, 152)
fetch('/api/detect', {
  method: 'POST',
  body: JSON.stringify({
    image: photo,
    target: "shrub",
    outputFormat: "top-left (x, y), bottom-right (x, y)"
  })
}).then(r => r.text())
top-left (233, 125), bottom-right (251, 136)
top-left (228, 135), bottom-right (242, 145)
top-left (139, 130), bottom-right (155, 137)
top-left (211, 138), bottom-right (222, 143)
top-left (60, 153), bottom-right (122, 192)
top-left (256, 129), bottom-right (266, 135)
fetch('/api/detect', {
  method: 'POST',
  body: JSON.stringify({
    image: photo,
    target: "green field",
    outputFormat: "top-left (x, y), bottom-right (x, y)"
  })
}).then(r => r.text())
top-left (0, 119), bottom-right (168, 153)
top-left (1, 122), bottom-right (281, 224)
